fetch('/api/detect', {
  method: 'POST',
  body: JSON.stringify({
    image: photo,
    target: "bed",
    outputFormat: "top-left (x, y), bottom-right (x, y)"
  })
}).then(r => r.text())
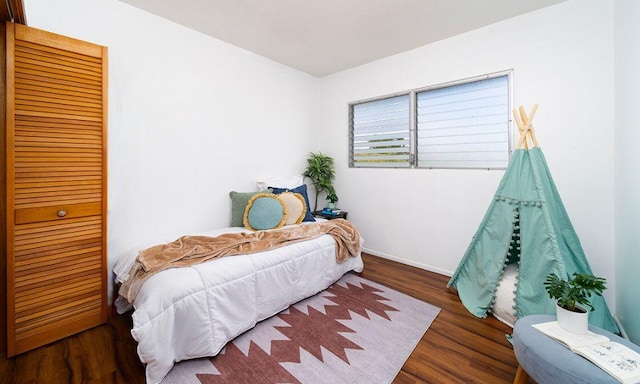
top-left (113, 221), bottom-right (364, 384)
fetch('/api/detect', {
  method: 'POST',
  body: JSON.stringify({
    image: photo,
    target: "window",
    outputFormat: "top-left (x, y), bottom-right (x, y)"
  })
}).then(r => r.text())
top-left (349, 72), bottom-right (512, 169)
top-left (350, 94), bottom-right (411, 168)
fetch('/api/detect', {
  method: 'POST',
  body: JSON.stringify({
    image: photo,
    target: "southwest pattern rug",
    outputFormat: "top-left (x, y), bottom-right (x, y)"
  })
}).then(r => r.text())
top-left (161, 273), bottom-right (440, 384)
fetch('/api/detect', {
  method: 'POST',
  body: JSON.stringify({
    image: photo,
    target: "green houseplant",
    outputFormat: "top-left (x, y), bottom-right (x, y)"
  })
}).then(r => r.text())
top-left (326, 191), bottom-right (339, 209)
top-left (544, 272), bottom-right (606, 334)
top-left (303, 152), bottom-right (336, 211)
top-left (544, 272), bottom-right (606, 312)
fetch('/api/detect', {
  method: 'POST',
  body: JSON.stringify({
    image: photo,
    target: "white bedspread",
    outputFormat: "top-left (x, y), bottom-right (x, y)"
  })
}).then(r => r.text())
top-left (113, 224), bottom-right (364, 384)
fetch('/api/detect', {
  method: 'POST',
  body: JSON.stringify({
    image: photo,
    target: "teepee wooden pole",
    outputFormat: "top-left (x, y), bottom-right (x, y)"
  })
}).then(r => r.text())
top-left (514, 104), bottom-right (539, 149)
top-left (514, 108), bottom-right (528, 150)
top-left (519, 106), bottom-right (532, 149)
top-left (527, 104), bottom-right (539, 147)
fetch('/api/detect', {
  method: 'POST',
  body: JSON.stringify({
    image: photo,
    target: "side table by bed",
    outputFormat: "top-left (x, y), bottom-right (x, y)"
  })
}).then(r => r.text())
top-left (313, 210), bottom-right (348, 220)
top-left (512, 314), bottom-right (640, 384)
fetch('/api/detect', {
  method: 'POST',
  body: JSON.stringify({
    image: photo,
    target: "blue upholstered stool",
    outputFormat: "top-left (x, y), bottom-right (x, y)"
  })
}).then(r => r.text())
top-left (512, 315), bottom-right (640, 384)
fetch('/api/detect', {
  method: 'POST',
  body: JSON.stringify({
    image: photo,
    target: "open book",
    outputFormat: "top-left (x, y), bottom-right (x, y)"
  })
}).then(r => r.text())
top-left (533, 321), bottom-right (640, 384)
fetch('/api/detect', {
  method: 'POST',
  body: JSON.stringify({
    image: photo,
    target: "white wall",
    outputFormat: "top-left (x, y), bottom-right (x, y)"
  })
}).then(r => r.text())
top-left (614, 0), bottom-right (640, 344)
top-left (316, 0), bottom-right (617, 306)
top-left (24, 0), bottom-right (319, 297)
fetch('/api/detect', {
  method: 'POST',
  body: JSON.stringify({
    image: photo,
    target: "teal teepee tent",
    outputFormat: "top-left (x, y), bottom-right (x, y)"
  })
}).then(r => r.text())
top-left (447, 105), bottom-right (618, 334)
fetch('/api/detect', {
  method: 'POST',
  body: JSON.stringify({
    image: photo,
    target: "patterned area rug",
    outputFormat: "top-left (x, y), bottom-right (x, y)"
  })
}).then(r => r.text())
top-left (161, 273), bottom-right (440, 384)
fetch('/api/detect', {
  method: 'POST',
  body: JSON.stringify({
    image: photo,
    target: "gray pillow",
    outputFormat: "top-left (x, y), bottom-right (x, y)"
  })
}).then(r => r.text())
top-left (229, 189), bottom-right (271, 227)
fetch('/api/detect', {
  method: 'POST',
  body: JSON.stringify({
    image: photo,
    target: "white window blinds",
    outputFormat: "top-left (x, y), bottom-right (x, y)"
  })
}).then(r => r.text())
top-left (350, 94), bottom-right (411, 167)
top-left (416, 75), bottom-right (510, 169)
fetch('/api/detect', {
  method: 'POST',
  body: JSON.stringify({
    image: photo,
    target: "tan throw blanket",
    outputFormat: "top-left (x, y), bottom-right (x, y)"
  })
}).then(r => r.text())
top-left (119, 219), bottom-right (361, 303)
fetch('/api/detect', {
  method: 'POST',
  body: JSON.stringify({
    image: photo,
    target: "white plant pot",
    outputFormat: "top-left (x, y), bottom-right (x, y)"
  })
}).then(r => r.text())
top-left (556, 303), bottom-right (589, 334)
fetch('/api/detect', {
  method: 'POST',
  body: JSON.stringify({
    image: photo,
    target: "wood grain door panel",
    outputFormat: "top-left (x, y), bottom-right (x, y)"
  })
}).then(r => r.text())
top-left (14, 202), bottom-right (101, 225)
top-left (4, 22), bottom-right (108, 356)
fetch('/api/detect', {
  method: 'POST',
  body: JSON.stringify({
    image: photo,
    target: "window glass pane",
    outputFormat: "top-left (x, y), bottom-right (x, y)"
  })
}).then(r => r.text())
top-left (350, 94), bottom-right (411, 167)
top-left (416, 75), bottom-right (509, 169)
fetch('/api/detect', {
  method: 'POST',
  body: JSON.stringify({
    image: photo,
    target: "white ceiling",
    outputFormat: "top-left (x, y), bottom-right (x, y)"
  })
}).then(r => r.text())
top-left (120, 0), bottom-right (565, 77)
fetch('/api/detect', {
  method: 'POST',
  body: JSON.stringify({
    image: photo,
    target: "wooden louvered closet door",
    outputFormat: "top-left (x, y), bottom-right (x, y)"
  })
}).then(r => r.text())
top-left (2, 22), bottom-right (108, 356)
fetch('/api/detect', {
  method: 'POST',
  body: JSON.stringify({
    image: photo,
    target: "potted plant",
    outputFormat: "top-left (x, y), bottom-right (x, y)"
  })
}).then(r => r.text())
top-left (326, 191), bottom-right (339, 209)
top-left (303, 152), bottom-right (336, 211)
top-left (544, 272), bottom-right (607, 334)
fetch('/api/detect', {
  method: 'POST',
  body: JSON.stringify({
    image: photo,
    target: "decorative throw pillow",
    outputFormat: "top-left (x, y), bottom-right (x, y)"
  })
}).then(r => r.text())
top-left (243, 193), bottom-right (287, 231)
top-left (277, 192), bottom-right (306, 225)
top-left (229, 189), bottom-right (271, 227)
top-left (270, 184), bottom-right (315, 222)
top-left (256, 175), bottom-right (303, 191)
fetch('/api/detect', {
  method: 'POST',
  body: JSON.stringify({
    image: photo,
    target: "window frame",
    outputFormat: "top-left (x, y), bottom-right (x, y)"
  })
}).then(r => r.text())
top-left (348, 70), bottom-right (514, 170)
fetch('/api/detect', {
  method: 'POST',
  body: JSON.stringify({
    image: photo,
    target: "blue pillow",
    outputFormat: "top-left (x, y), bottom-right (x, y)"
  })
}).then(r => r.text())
top-left (243, 193), bottom-right (286, 231)
top-left (270, 184), bottom-right (316, 222)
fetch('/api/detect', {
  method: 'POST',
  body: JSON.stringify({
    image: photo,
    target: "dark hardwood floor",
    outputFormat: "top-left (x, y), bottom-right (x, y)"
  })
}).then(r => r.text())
top-left (360, 254), bottom-right (529, 384)
top-left (0, 253), bottom-right (531, 383)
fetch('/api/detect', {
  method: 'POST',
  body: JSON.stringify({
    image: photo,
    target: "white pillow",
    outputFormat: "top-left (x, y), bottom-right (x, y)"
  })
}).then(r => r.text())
top-left (491, 263), bottom-right (518, 327)
top-left (256, 175), bottom-right (303, 191)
